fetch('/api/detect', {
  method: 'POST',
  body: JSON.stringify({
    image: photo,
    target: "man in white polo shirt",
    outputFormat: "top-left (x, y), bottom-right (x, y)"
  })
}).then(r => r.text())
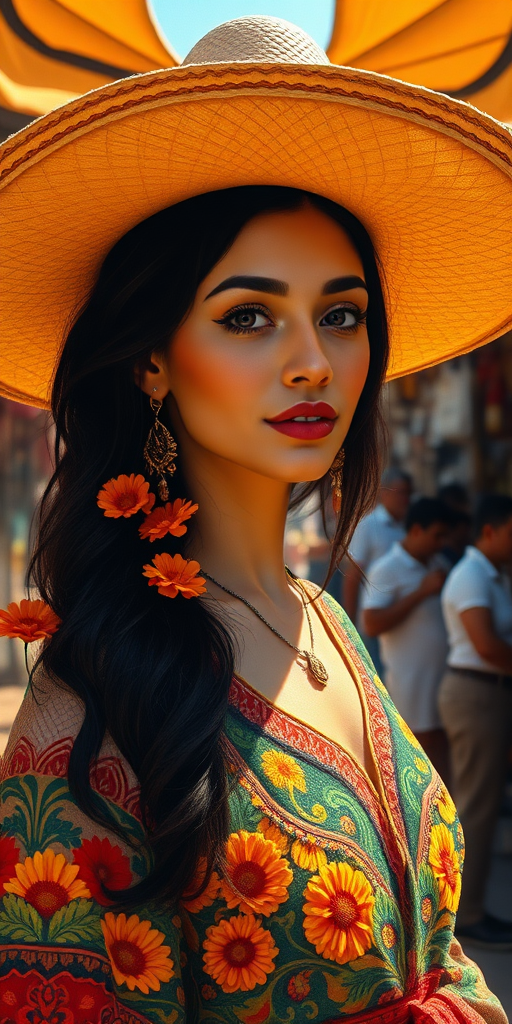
top-left (343, 468), bottom-right (412, 671)
top-left (440, 494), bottom-right (512, 949)
top-left (361, 498), bottom-right (453, 780)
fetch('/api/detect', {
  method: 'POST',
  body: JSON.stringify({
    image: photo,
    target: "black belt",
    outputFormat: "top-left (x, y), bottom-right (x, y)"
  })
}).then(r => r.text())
top-left (448, 666), bottom-right (512, 686)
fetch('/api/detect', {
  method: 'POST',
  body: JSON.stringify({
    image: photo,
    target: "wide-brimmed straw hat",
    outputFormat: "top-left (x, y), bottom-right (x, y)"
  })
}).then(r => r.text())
top-left (1, 15), bottom-right (512, 408)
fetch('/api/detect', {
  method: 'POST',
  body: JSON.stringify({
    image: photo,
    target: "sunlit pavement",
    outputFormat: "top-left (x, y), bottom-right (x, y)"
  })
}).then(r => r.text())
top-left (0, 683), bottom-right (511, 1016)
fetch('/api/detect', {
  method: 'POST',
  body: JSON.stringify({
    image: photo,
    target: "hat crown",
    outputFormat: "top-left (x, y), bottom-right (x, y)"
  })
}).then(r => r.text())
top-left (182, 15), bottom-right (329, 67)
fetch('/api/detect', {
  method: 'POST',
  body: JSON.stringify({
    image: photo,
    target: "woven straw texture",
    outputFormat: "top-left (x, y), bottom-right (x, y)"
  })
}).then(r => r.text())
top-left (1, 17), bottom-right (512, 407)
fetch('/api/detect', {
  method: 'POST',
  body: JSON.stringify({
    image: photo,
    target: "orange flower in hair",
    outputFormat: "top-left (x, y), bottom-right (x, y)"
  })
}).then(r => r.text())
top-left (0, 599), bottom-right (61, 643)
top-left (97, 473), bottom-right (155, 518)
top-left (139, 499), bottom-right (199, 541)
top-left (143, 552), bottom-right (207, 599)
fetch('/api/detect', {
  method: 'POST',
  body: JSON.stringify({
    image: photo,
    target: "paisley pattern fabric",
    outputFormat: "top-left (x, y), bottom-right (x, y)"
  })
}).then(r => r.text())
top-left (0, 590), bottom-right (507, 1024)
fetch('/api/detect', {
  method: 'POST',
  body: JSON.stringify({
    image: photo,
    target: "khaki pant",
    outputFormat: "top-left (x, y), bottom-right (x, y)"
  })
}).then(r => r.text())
top-left (438, 669), bottom-right (512, 927)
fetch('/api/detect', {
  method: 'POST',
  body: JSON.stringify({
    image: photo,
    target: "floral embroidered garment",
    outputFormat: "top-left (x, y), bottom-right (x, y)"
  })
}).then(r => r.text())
top-left (0, 591), bottom-right (507, 1024)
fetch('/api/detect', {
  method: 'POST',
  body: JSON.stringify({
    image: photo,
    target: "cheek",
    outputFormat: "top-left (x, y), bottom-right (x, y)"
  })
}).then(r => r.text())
top-left (334, 337), bottom-right (370, 413)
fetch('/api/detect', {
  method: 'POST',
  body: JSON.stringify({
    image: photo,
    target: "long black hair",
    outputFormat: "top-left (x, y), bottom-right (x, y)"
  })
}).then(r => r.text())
top-left (29, 186), bottom-right (388, 906)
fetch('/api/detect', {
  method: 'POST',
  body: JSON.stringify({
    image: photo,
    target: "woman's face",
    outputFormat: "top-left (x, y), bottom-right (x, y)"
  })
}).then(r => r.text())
top-left (161, 204), bottom-right (370, 484)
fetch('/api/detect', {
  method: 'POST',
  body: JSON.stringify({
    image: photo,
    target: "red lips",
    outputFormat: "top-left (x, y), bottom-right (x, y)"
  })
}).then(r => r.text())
top-left (266, 402), bottom-right (337, 422)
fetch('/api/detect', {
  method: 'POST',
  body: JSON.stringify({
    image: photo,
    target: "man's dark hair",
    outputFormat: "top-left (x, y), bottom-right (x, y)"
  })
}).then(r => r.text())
top-left (437, 483), bottom-right (469, 511)
top-left (406, 497), bottom-right (455, 532)
top-left (474, 494), bottom-right (512, 537)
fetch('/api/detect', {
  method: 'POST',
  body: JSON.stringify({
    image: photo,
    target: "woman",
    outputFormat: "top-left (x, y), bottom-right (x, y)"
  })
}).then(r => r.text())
top-left (0, 16), bottom-right (511, 1024)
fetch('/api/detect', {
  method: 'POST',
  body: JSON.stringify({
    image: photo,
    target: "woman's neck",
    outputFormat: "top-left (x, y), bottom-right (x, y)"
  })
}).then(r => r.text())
top-left (182, 447), bottom-right (295, 604)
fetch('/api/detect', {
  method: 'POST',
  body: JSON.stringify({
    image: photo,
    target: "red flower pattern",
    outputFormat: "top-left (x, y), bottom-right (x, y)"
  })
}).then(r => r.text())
top-left (72, 837), bottom-right (132, 906)
top-left (0, 834), bottom-right (20, 895)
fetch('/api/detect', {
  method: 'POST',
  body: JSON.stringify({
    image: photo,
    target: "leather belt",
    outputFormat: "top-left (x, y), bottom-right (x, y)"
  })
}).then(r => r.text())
top-left (448, 666), bottom-right (512, 686)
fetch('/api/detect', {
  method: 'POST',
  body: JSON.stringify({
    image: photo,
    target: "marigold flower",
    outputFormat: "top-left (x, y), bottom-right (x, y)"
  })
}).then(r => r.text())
top-left (72, 836), bottom-right (132, 906)
top-left (0, 599), bottom-right (61, 643)
top-left (97, 473), bottom-right (155, 518)
top-left (4, 848), bottom-right (90, 918)
top-left (0, 835), bottom-right (20, 895)
top-left (221, 830), bottom-right (293, 917)
top-left (202, 913), bottom-right (278, 993)
top-left (139, 499), bottom-right (198, 541)
top-left (302, 860), bottom-right (374, 965)
top-left (181, 857), bottom-right (220, 913)
top-left (428, 824), bottom-right (461, 913)
top-left (101, 911), bottom-right (174, 994)
top-left (142, 552), bottom-right (206, 599)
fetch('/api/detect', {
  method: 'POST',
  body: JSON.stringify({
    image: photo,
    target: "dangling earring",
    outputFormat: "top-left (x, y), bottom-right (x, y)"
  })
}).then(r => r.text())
top-left (330, 449), bottom-right (345, 514)
top-left (143, 390), bottom-right (178, 501)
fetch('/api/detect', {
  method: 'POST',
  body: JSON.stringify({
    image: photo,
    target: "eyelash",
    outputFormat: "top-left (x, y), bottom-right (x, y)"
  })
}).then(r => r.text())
top-left (213, 301), bottom-right (368, 336)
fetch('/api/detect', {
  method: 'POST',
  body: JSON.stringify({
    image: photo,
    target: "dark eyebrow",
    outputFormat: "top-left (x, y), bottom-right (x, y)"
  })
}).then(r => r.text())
top-left (204, 275), bottom-right (288, 300)
top-left (322, 276), bottom-right (367, 295)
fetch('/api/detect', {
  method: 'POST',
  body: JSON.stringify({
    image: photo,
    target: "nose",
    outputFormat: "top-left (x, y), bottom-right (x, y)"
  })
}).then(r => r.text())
top-left (281, 316), bottom-right (333, 388)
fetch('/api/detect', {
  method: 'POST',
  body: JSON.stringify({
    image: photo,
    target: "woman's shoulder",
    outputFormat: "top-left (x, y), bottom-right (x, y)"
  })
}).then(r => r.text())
top-left (1, 666), bottom-right (140, 817)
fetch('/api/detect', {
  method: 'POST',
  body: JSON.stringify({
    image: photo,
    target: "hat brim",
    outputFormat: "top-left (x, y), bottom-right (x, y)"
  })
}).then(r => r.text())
top-left (1, 61), bottom-right (512, 408)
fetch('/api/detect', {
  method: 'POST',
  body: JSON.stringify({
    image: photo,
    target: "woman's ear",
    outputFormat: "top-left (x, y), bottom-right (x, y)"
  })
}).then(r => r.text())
top-left (134, 351), bottom-right (171, 397)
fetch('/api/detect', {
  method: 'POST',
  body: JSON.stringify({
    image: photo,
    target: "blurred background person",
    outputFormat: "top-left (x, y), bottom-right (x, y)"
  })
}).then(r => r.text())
top-left (362, 498), bottom-right (453, 780)
top-left (343, 467), bottom-right (412, 671)
top-left (440, 494), bottom-right (512, 949)
top-left (437, 483), bottom-right (472, 568)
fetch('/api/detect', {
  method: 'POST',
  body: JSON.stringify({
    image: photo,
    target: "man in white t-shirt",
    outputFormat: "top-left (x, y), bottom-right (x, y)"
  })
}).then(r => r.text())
top-left (344, 468), bottom-right (412, 669)
top-left (440, 495), bottom-right (512, 950)
top-left (361, 498), bottom-right (453, 779)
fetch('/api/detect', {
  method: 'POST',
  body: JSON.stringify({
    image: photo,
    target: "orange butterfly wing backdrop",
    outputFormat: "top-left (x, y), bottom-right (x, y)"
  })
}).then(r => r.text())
top-left (326, 0), bottom-right (512, 124)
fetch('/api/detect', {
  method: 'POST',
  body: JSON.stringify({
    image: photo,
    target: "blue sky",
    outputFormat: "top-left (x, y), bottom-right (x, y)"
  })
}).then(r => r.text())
top-left (149, 0), bottom-right (335, 59)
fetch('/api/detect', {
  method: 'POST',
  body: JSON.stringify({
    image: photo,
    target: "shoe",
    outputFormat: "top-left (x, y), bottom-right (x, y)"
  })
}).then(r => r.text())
top-left (455, 913), bottom-right (512, 950)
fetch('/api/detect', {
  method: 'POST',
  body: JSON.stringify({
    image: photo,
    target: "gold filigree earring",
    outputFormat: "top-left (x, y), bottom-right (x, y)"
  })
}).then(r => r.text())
top-left (143, 390), bottom-right (178, 501)
top-left (329, 449), bottom-right (345, 514)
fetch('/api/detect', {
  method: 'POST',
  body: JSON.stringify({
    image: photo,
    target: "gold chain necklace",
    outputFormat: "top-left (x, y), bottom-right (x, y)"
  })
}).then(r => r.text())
top-left (201, 567), bottom-right (329, 687)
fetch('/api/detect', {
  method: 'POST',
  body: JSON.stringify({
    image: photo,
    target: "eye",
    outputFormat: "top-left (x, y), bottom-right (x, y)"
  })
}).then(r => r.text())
top-left (320, 304), bottom-right (367, 333)
top-left (213, 303), bottom-right (274, 335)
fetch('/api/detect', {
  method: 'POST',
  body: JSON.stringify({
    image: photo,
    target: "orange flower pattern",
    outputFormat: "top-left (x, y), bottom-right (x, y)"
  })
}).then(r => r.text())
top-left (101, 912), bottom-right (174, 994)
top-left (181, 857), bottom-right (221, 913)
top-left (5, 849), bottom-right (90, 917)
top-left (302, 860), bottom-right (374, 965)
top-left (142, 552), bottom-right (206, 598)
top-left (221, 830), bottom-right (292, 916)
top-left (202, 913), bottom-right (278, 993)
top-left (428, 824), bottom-right (462, 912)
top-left (0, 599), bottom-right (61, 642)
top-left (97, 473), bottom-right (155, 518)
top-left (139, 499), bottom-right (198, 541)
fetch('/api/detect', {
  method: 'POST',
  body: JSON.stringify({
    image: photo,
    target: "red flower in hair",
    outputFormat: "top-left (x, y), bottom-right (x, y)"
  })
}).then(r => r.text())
top-left (72, 836), bottom-right (133, 906)
top-left (0, 599), bottom-right (61, 642)
top-left (0, 835), bottom-right (20, 895)
top-left (139, 499), bottom-right (198, 541)
top-left (97, 474), bottom-right (155, 518)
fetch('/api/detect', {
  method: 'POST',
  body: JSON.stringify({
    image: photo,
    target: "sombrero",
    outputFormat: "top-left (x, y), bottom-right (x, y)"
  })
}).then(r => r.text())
top-left (1, 15), bottom-right (512, 409)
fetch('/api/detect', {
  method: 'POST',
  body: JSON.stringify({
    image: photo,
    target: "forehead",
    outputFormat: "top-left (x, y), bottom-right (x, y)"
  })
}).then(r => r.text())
top-left (208, 204), bottom-right (364, 279)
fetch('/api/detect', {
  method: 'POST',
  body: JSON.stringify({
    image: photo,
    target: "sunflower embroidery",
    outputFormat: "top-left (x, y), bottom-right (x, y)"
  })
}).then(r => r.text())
top-left (4, 849), bottom-right (90, 918)
top-left (436, 788), bottom-right (457, 825)
top-left (302, 860), bottom-right (374, 965)
top-left (202, 913), bottom-right (278, 993)
top-left (428, 824), bottom-right (461, 913)
top-left (221, 830), bottom-right (292, 917)
top-left (257, 817), bottom-right (290, 853)
top-left (291, 837), bottom-right (327, 872)
top-left (101, 911), bottom-right (175, 994)
top-left (261, 749), bottom-right (306, 794)
top-left (181, 857), bottom-right (221, 913)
